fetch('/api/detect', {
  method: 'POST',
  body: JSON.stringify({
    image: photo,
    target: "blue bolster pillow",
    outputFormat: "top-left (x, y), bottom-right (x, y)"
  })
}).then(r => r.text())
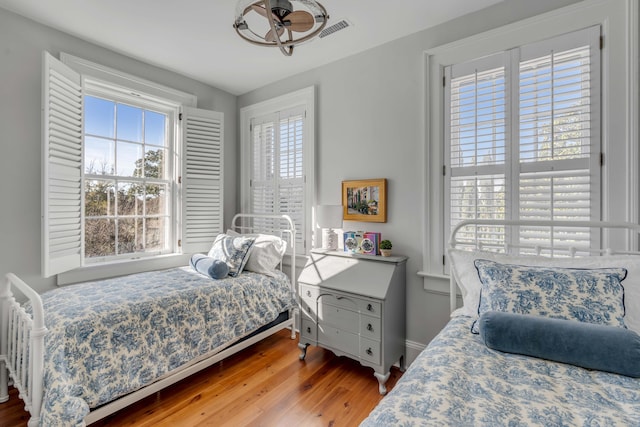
top-left (478, 311), bottom-right (640, 377)
top-left (190, 254), bottom-right (229, 279)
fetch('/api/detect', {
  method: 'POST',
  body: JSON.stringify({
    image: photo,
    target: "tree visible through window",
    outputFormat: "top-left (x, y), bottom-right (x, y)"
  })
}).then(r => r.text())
top-left (83, 96), bottom-right (171, 259)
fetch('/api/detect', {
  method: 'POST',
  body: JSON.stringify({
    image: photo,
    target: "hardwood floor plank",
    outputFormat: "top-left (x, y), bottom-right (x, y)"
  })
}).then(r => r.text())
top-left (0, 330), bottom-right (402, 427)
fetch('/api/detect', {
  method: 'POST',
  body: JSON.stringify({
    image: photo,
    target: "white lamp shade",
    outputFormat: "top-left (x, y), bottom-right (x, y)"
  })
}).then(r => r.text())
top-left (316, 205), bottom-right (343, 229)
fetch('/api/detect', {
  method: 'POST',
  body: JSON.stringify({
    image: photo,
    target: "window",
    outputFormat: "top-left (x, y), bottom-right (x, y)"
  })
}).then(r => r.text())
top-left (240, 87), bottom-right (315, 255)
top-left (83, 95), bottom-right (173, 261)
top-left (444, 26), bottom-right (601, 255)
top-left (42, 52), bottom-right (223, 277)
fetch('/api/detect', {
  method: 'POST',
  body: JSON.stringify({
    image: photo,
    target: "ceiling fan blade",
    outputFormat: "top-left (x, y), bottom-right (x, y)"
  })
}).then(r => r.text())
top-left (284, 10), bottom-right (314, 32)
top-left (265, 27), bottom-right (285, 42)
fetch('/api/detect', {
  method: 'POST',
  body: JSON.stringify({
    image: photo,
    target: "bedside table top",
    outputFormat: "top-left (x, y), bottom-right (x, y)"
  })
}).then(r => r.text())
top-left (310, 249), bottom-right (408, 263)
top-left (299, 250), bottom-right (407, 299)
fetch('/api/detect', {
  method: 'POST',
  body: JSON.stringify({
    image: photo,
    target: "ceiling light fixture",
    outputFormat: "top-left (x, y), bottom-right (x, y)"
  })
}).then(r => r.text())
top-left (234, 0), bottom-right (329, 57)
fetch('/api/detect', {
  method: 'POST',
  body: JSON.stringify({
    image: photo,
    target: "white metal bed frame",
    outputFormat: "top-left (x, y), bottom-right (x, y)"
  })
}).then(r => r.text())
top-left (0, 213), bottom-right (297, 426)
top-left (448, 219), bottom-right (640, 312)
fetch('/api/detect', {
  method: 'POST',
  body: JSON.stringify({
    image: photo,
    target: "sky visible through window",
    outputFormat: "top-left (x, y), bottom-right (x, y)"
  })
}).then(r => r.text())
top-left (84, 96), bottom-right (167, 176)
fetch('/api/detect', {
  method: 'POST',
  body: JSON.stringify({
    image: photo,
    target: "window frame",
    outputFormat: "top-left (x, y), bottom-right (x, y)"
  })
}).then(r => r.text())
top-left (420, 0), bottom-right (639, 286)
top-left (239, 86), bottom-right (315, 257)
top-left (443, 26), bottom-right (601, 255)
top-left (81, 89), bottom-right (179, 264)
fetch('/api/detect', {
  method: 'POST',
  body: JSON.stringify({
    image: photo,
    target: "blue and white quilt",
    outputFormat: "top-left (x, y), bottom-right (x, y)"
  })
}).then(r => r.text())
top-left (361, 316), bottom-right (640, 426)
top-left (35, 267), bottom-right (296, 426)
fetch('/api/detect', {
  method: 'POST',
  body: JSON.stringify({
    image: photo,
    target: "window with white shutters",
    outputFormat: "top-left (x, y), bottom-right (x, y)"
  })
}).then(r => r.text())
top-left (42, 52), bottom-right (222, 276)
top-left (445, 26), bottom-right (600, 254)
top-left (250, 107), bottom-right (306, 253)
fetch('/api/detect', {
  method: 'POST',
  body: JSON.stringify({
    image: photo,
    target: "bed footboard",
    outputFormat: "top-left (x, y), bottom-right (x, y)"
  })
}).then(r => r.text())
top-left (0, 273), bottom-right (47, 427)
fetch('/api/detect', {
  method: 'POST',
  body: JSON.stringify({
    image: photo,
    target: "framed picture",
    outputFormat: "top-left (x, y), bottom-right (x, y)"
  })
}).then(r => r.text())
top-left (342, 178), bottom-right (387, 223)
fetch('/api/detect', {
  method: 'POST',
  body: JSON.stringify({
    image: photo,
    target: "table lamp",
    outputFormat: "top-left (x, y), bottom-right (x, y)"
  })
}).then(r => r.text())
top-left (316, 205), bottom-right (343, 250)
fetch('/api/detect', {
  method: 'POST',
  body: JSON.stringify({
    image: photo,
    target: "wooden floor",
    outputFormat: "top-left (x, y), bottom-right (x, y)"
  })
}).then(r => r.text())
top-left (0, 329), bottom-right (402, 427)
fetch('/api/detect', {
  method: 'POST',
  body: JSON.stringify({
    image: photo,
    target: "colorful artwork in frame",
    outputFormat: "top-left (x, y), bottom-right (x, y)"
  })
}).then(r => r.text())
top-left (342, 178), bottom-right (387, 223)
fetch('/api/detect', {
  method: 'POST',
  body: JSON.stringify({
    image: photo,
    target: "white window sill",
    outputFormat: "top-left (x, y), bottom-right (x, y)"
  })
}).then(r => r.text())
top-left (57, 253), bottom-right (191, 286)
top-left (418, 270), bottom-right (462, 297)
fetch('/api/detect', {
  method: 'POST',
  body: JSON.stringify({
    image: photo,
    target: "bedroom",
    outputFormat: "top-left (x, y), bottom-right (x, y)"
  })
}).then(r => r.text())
top-left (0, 0), bottom-right (639, 425)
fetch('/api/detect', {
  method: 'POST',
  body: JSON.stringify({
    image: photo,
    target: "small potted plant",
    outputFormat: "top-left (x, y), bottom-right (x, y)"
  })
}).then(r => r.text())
top-left (379, 240), bottom-right (392, 257)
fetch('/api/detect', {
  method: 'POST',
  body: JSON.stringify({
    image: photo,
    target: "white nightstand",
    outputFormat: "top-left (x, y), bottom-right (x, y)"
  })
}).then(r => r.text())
top-left (297, 249), bottom-right (407, 395)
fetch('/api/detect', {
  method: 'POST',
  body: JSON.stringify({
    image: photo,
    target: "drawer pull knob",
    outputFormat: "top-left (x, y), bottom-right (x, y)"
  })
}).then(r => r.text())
top-left (367, 324), bottom-right (373, 331)
top-left (306, 327), bottom-right (311, 333)
top-left (367, 303), bottom-right (373, 311)
top-left (306, 290), bottom-right (312, 297)
top-left (366, 348), bottom-right (373, 356)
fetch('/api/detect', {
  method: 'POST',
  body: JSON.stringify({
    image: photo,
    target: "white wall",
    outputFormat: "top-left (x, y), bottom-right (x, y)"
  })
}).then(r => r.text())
top-left (0, 8), bottom-right (237, 294)
top-left (237, 0), bottom-right (639, 359)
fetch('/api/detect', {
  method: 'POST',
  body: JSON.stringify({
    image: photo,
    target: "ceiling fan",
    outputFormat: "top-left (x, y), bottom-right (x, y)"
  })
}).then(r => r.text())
top-left (234, 0), bottom-right (329, 56)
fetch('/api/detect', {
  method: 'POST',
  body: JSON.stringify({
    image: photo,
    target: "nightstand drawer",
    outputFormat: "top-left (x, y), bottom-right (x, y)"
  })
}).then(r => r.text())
top-left (318, 324), bottom-right (358, 358)
top-left (300, 284), bottom-right (320, 303)
top-left (301, 318), bottom-right (317, 341)
top-left (360, 314), bottom-right (381, 340)
top-left (360, 337), bottom-right (381, 365)
top-left (318, 303), bottom-right (359, 333)
top-left (357, 299), bottom-right (381, 318)
top-left (299, 297), bottom-right (315, 318)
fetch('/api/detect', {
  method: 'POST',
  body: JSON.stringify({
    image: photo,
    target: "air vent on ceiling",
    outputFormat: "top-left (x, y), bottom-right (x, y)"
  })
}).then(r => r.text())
top-left (319, 19), bottom-right (352, 39)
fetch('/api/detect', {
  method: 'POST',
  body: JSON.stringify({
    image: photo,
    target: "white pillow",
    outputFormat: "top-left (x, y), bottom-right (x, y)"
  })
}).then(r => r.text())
top-left (226, 229), bottom-right (287, 277)
top-left (448, 248), bottom-right (640, 334)
top-left (206, 233), bottom-right (255, 277)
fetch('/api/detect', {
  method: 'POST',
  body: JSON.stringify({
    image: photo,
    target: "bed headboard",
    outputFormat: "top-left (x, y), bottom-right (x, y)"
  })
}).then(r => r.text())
top-left (229, 213), bottom-right (297, 288)
top-left (448, 219), bottom-right (640, 313)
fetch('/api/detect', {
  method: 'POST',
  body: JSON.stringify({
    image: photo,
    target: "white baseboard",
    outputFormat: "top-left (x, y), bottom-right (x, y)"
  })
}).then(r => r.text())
top-left (405, 339), bottom-right (426, 367)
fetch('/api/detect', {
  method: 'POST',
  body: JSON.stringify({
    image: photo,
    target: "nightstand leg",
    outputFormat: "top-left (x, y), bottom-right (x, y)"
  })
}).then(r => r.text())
top-left (374, 371), bottom-right (391, 395)
top-left (298, 343), bottom-right (309, 360)
top-left (399, 355), bottom-right (406, 372)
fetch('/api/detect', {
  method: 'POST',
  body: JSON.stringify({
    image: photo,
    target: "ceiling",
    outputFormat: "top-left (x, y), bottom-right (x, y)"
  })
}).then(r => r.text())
top-left (0, 0), bottom-right (503, 95)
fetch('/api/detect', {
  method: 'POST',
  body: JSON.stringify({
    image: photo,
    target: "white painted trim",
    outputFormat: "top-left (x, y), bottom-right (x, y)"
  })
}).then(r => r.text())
top-left (405, 339), bottom-right (426, 367)
top-left (425, 0), bottom-right (612, 58)
top-left (239, 86), bottom-right (316, 254)
top-left (421, 52), bottom-right (433, 274)
top-left (57, 254), bottom-right (189, 286)
top-left (626, 0), bottom-right (639, 249)
top-left (60, 52), bottom-right (197, 107)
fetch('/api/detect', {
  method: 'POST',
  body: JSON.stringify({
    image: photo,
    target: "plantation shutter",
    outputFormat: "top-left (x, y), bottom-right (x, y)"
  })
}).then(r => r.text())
top-left (516, 26), bottom-right (600, 252)
top-left (42, 51), bottom-right (83, 278)
top-left (181, 107), bottom-right (224, 253)
top-left (445, 53), bottom-right (508, 251)
top-left (445, 26), bottom-right (600, 254)
top-left (250, 107), bottom-right (306, 253)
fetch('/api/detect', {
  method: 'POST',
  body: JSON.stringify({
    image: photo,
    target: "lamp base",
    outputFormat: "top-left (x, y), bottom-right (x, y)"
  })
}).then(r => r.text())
top-left (322, 228), bottom-right (338, 250)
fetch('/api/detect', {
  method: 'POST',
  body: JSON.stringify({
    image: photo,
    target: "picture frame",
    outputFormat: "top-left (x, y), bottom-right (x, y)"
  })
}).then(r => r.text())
top-left (342, 178), bottom-right (387, 223)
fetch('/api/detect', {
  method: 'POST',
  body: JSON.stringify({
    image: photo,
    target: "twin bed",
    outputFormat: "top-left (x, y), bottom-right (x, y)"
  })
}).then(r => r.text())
top-left (0, 213), bottom-right (298, 426)
top-left (362, 220), bottom-right (640, 426)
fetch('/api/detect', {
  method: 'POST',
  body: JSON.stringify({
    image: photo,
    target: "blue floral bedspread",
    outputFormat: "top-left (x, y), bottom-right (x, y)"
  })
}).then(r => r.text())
top-left (361, 316), bottom-right (640, 426)
top-left (35, 267), bottom-right (296, 426)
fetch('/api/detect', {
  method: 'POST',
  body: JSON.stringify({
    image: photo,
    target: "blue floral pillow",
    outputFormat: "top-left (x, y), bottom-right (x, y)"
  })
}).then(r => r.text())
top-left (207, 234), bottom-right (256, 277)
top-left (472, 259), bottom-right (628, 334)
